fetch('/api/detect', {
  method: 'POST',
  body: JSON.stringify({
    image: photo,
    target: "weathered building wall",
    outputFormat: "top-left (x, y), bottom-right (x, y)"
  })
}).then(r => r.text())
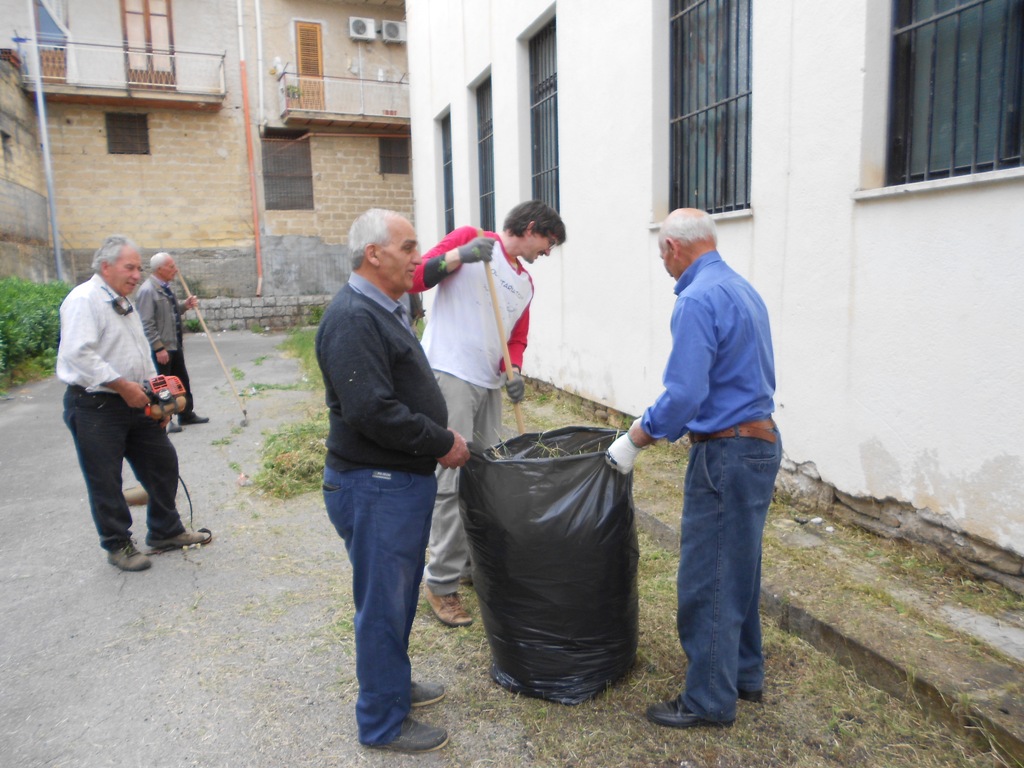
top-left (406, 0), bottom-right (1024, 591)
top-left (45, 105), bottom-right (253, 252)
top-left (0, 56), bottom-right (53, 281)
top-left (262, 133), bottom-right (413, 242)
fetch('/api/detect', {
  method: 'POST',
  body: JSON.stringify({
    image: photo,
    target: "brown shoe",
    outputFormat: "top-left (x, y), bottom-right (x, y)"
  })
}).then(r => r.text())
top-left (106, 541), bottom-right (151, 572)
top-left (424, 589), bottom-right (473, 627)
top-left (146, 529), bottom-right (213, 552)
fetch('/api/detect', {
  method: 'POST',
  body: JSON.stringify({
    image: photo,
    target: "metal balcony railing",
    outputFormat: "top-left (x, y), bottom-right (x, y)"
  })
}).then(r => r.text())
top-left (278, 72), bottom-right (409, 120)
top-left (18, 39), bottom-right (226, 97)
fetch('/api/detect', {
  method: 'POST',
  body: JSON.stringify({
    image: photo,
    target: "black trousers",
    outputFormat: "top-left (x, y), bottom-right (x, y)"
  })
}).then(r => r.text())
top-left (63, 388), bottom-right (185, 551)
top-left (155, 346), bottom-right (195, 417)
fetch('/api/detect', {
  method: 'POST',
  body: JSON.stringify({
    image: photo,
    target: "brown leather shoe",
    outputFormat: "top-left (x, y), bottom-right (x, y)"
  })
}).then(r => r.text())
top-left (424, 589), bottom-right (473, 627)
top-left (146, 529), bottom-right (213, 552)
top-left (106, 541), bottom-right (151, 572)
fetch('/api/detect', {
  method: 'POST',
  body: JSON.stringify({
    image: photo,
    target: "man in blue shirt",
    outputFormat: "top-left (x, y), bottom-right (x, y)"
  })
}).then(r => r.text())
top-left (607, 208), bottom-right (781, 728)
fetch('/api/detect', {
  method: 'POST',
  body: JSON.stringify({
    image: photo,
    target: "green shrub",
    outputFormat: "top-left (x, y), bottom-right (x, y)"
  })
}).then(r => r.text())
top-left (0, 277), bottom-right (70, 377)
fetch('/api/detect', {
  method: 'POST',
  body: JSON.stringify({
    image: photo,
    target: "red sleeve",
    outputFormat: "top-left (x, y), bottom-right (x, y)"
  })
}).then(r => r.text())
top-left (411, 225), bottom-right (497, 293)
top-left (501, 270), bottom-right (534, 372)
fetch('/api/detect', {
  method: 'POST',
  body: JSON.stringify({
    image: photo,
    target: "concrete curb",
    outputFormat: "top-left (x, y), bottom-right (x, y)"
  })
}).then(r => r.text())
top-left (633, 507), bottom-right (1024, 766)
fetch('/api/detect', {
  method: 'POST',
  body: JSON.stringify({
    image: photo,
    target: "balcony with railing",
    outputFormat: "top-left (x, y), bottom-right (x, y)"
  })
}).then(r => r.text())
top-left (18, 39), bottom-right (226, 110)
top-left (277, 72), bottom-right (409, 132)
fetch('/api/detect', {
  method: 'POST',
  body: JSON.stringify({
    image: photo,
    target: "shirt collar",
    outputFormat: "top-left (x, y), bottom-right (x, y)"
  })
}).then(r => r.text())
top-left (674, 249), bottom-right (722, 295)
top-left (349, 273), bottom-right (402, 313)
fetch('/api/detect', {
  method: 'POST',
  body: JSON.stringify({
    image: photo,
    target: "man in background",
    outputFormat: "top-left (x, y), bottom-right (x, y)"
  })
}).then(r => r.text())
top-left (135, 252), bottom-right (209, 433)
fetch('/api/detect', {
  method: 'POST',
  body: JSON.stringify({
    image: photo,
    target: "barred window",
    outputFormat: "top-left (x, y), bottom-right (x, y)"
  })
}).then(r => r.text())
top-left (529, 19), bottom-right (559, 209)
top-left (441, 113), bottom-right (454, 233)
top-left (477, 78), bottom-right (496, 232)
top-left (106, 113), bottom-right (150, 155)
top-left (669, 0), bottom-right (752, 213)
top-left (262, 134), bottom-right (313, 210)
top-left (887, 0), bottom-right (1023, 185)
top-left (379, 137), bottom-right (410, 175)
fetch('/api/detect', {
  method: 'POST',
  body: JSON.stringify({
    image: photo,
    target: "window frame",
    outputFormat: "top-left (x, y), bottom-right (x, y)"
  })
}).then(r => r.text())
top-left (886, 0), bottom-right (1024, 186)
top-left (668, 0), bottom-right (752, 214)
top-left (105, 112), bottom-right (150, 155)
top-left (379, 137), bottom-right (410, 175)
top-left (441, 113), bottom-right (454, 233)
top-left (476, 77), bottom-right (496, 232)
top-left (529, 19), bottom-right (559, 210)
top-left (261, 132), bottom-right (314, 211)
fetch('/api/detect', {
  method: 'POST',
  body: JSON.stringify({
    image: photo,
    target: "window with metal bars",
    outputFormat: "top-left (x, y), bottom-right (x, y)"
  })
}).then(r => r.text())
top-left (529, 19), bottom-right (559, 210)
top-left (477, 78), bottom-right (496, 232)
top-left (441, 113), bottom-right (454, 233)
top-left (669, 0), bottom-right (751, 214)
top-left (887, 0), bottom-right (1023, 185)
top-left (379, 137), bottom-right (410, 174)
top-left (262, 133), bottom-right (313, 210)
top-left (106, 113), bottom-right (150, 155)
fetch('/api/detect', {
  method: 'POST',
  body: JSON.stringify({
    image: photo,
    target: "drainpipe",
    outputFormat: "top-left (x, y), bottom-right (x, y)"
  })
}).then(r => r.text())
top-left (25, 0), bottom-right (63, 282)
top-left (237, 0), bottom-right (263, 296)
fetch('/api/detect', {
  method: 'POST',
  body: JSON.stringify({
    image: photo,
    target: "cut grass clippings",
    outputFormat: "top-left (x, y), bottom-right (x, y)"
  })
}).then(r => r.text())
top-left (254, 326), bottom-right (1013, 767)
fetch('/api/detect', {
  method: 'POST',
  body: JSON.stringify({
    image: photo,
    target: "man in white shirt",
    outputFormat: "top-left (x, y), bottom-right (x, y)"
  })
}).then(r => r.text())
top-left (410, 201), bottom-right (567, 627)
top-left (57, 235), bottom-right (212, 571)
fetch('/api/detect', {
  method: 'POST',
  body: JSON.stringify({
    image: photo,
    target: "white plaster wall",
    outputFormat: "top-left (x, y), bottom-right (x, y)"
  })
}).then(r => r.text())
top-left (408, 0), bottom-right (1024, 557)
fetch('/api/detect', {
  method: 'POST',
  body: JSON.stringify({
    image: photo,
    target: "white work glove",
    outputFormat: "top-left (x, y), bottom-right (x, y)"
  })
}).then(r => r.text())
top-left (501, 370), bottom-right (525, 403)
top-left (605, 432), bottom-right (644, 474)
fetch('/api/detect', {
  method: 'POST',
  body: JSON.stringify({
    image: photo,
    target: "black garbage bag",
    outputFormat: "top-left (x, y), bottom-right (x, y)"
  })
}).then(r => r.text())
top-left (459, 426), bottom-right (639, 704)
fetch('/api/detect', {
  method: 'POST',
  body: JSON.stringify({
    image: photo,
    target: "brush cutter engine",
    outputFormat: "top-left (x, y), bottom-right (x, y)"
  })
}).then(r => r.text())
top-left (143, 375), bottom-right (187, 419)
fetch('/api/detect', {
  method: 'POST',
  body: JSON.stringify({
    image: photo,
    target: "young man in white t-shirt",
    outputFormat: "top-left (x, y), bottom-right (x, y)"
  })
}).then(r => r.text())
top-left (411, 200), bottom-right (567, 627)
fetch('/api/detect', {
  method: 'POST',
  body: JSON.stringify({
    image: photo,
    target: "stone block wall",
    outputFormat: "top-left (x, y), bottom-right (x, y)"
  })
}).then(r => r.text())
top-left (44, 104), bottom-right (253, 251)
top-left (186, 294), bottom-right (331, 332)
top-left (778, 459), bottom-right (1024, 596)
top-left (262, 133), bottom-right (414, 243)
top-left (0, 56), bottom-right (53, 281)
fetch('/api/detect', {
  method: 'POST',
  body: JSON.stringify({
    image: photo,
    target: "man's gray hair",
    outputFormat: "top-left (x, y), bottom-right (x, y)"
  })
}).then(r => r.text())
top-left (659, 209), bottom-right (718, 251)
top-left (150, 252), bottom-right (173, 271)
top-left (91, 235), bottom-right (139, 272)
top-left (348, 208), bottom-right (399, 269)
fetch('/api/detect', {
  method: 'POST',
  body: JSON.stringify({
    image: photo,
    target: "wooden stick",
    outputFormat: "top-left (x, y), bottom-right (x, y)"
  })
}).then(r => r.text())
top-left (479, 230), bottom-right (526, 434)
top-left (175, 271), bottom-right (249, 426)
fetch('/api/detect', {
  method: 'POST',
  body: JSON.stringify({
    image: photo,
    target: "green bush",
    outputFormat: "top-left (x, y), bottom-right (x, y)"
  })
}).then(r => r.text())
top-left (0, 277), bottom-right (70, 376)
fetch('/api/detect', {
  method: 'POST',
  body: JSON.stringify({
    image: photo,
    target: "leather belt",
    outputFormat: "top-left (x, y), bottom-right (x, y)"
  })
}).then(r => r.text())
top-left (67, 385), bottom-right (119, 398)
top-left (689, 418), bottom-right (777, 444)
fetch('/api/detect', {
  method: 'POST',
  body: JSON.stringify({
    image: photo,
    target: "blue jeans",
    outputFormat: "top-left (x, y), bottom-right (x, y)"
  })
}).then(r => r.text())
top-left (322, 465), bottom-right (437, 746)
top-left (63, 387), bottom-right (185, 550)
top-left (677, 431), bottom-right (782, 722)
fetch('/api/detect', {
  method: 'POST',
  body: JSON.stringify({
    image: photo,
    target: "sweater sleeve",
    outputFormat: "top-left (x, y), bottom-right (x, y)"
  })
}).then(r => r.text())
top-left (411, 225), bottom-right (498, 292)
top-left (134, 282), bottom-right (163, 351)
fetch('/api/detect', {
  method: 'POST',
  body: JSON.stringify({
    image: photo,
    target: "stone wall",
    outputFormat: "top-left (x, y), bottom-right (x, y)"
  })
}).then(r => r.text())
top-left (45, 104), bottom-right (253, 251)
top-left (778, 460), bottom-right (1024, 596)
top-left (186, 294), bottom-right (331, 332)
top-left (0, 56), bottom-right (53, 281)
top-left (262, 133), bottom-right (414, 243)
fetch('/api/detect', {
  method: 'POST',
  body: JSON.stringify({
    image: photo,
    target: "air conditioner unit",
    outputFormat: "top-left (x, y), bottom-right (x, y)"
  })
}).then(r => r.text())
top-left (381, 20), bottom-right (407, 44)
top-left (349, 16), bottom-right (376, 42)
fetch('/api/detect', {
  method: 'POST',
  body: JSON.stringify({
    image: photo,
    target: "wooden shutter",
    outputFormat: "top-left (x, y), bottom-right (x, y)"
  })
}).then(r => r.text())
top-left (295, 22), bottom-right (324, 110)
